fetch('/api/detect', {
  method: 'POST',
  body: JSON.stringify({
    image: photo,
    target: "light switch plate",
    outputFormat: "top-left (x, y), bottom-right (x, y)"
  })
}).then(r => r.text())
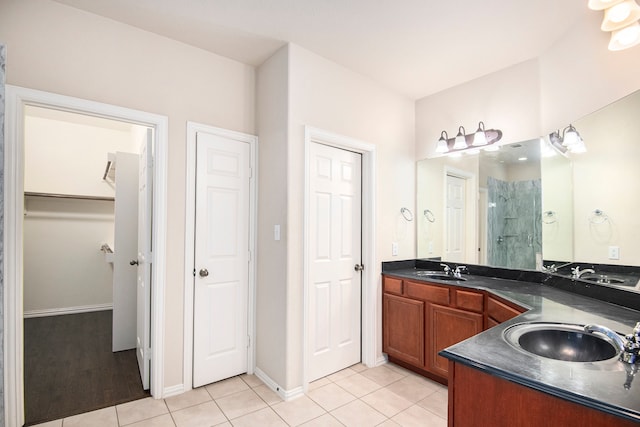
top-left (392, 242), bottom-right (399, 256)
top-left (274, 225), bottom-right (281, 241)
top-left (608, 246), bottom-right (619, 260)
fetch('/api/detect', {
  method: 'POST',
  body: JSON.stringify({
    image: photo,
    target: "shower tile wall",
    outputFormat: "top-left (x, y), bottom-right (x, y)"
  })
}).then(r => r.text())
top-left (0, 43), bottom-right (6, 420)
top-left (487, 176), bottom-right (542, 269)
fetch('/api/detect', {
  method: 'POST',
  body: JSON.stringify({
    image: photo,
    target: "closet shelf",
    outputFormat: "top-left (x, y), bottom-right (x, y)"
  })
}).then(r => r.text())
top-left (24, 192), bottom-right (115, 202)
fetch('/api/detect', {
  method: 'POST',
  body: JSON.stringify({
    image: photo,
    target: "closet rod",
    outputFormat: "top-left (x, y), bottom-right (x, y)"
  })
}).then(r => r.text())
top-left (24, 191), bottom-right (115, 202)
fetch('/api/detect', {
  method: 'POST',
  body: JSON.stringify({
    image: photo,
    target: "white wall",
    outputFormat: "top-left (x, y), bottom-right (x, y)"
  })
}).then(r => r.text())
top-left (256, 43), bottom-right (415, 391)
top-left (0, 0), bottom-right (255, 389)
top-left (415, 59), bottom-right (542, 161)
top-left (255, 46), bottom-right (290, 390)
top-left (22, 110), bottom-right (143, 315)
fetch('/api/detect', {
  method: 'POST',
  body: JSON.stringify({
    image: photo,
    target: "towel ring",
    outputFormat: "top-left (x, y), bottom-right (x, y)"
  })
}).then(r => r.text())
top-left (423, 209), bottom-right (435, 223)
top-left (589, 209), bottom-right (608, 224)
top-left (542, 210), bottom-right (557, 224)
top-left (400, 207), bottom-right (414, 222)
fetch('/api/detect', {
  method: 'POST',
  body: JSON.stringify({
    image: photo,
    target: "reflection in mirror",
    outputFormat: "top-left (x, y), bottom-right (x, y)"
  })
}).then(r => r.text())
top-left (417, 139), bottom-right (542, 270)
top-left (482, 139), bottom-right (541, 269)
top-left (417, 88), bottom-right (640, 292)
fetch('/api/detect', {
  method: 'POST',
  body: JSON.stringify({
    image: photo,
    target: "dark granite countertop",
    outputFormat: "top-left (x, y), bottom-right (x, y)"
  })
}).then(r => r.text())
top-left (382, 265), bottom-right (640, 422)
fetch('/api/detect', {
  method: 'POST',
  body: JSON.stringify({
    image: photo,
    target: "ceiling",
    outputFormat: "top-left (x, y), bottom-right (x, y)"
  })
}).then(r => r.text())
top-left (53, 0), bottom-right (590, 99)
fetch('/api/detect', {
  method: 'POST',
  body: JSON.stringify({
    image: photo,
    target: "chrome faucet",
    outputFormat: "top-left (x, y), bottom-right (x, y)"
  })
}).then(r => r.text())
top-left (440, 263), bottom-right (467, 278)
top-left (571, 266), bottom-right (595, 279)
top-left (584, 322), bottom-right (640, 363)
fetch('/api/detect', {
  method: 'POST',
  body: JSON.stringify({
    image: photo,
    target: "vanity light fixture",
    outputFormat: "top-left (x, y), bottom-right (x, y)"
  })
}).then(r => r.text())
top-left (548, 124), bottom-right (587, 154)
top-left (434, 122), bottom-right (503, 155)
top-left (472, 121), bottom-right (488, 146)
top-left (589, 0), bottom-right (640, 50)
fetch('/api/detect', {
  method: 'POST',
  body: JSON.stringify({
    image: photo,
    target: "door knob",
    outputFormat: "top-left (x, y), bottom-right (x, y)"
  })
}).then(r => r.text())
top-left (354, 264), bottom-right (364, 272)
top-left (130, 259), bottom-right (139, 266)
top-left (199, 268), bottom-right (209, 277)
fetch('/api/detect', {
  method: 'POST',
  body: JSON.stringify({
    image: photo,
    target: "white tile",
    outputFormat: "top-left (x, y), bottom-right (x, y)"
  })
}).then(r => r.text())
top-left (349, 363), bottom-right (368, 373)
top-left (214, 389), bottom-right (267, 420)
top-left (334, 373), bottom-right (381, 398)
top-left (230, 407), bottom-right (288, 427)
top-left (308, 377), bottom-right (331, 391)
top-left (63, 406), bottom-right (118, 427)
top-left (391, 404), bottom-right (446, 427)
top-left (239, 374), bottom-right (264, 388)
top-left (171, 401), bottom-right (227, 427)
top-left (124, 414), bottom-right (176, 427)
top-left (359, 365), bottom-right (404, 387)
top-left (376, 420), bottom-right (401, 426)
top-left (326, 367), bottom-right (357, 382)
top-left (385, 375), bottom-right (442, 403)
top-left (253, 384), bottom-right (284, 405)
top-left (30, 420), bottom-right (62, 427)
top-left (360, 387), bottom-right (413, 417)
top-left (205, 377), bottom-right (250, 399)
top-left (307, 382), bottom-right (356, 411)
top-left (330, 400), bottom-right (387, 427)
top-left (116, 397), bottom-right (169, 426)
top-left (299, 413), bottom-right (344, 426)
top-left (165, 388), bottom-right (212, 412)
top-left (417, 389), bottom-right (448, 419)
top-left (271, 395), bottom-right (326, 426)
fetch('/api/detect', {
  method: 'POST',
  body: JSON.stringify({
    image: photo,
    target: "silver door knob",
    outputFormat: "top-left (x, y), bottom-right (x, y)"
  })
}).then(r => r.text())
top-left (199, 268), bottom-right (209, 278)
top-left (130, 259), bottom-right (139, 266)
top-left (354, 264), bottom-right (364, 272)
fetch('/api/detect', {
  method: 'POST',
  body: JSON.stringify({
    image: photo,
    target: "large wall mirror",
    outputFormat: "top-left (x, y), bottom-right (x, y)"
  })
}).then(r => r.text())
top-left (417, 88), bottom-right (640, 278)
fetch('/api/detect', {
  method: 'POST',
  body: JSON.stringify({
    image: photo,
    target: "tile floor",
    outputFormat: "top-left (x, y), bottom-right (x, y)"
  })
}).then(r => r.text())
top-left (33, 363), bottom-right (448, 427)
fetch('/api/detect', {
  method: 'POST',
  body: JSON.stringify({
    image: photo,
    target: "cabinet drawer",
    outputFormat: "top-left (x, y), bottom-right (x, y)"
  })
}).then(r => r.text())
top-left (455, 290), bottom-right (484, 313)
top-left (405, 281), bottom-right (450, 305)
top-left (383, 276), bottom-right (403, 295)
top-left (487, 297), bottom-right (524, 323)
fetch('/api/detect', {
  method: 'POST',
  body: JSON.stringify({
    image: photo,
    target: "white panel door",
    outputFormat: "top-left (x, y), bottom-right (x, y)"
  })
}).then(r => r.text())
top-left (193, 131), bottom-right (250, 388)
top-left (136, 129), bottom-right (153, 390)
top-left (113, 152), bottom-right (139, 352)
top-left (445, 174), bottom-right (466, 263)
top-left (308, 142), bottom-right (362, 382)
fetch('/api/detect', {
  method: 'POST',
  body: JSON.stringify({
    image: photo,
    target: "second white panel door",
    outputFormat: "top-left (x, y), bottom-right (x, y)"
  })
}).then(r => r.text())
top-left (193, 131), bottom-right (250, 388)
top-left (308, 142), bottom-right (362, 382)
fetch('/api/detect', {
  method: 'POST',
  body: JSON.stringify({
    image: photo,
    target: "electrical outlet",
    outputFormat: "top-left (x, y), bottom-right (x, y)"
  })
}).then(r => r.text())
top-left (608, 246), bottom-right (620, 260)
top-left (428, 241), bottom-right (433, 254)
top-left (274, 225), bottom-right (281, 241)
top-left (392, 242), bottom-right (399, 256)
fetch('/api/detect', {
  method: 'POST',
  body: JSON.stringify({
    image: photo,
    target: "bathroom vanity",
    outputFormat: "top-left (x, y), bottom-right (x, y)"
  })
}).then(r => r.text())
top-left (382, 260), bottom-right (640, 426)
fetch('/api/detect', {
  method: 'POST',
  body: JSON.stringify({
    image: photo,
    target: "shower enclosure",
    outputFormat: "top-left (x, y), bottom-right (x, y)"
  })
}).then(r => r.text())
top-left (487, 176), bottom-right (542, 269)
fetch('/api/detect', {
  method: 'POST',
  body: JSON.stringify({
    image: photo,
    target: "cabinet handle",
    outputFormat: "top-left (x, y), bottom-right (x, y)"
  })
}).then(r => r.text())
top-left (130, 259), bottom-right (139, 266)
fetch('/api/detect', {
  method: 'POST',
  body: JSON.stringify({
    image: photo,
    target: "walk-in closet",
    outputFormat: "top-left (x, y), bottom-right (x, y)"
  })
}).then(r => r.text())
top-left (22, 106), bottom-right (151, 425)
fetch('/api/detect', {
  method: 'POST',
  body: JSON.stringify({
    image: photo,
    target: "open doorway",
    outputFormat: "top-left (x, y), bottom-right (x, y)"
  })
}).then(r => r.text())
top-left (4, 85), bottom-right (168, 427)
top-left (22, 106), bottom-right (151, 424)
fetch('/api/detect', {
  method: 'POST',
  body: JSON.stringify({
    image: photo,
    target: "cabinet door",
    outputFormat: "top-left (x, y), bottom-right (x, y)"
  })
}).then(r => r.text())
top-left (383, 293), bottom-right (425, 367)
top-left (428, 304), bottom-right (483, 378)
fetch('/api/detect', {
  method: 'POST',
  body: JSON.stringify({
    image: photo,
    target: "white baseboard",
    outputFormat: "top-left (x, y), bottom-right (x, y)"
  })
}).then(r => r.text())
top-left (163, 384), bottom-right (185, 399)
top-left (254, 367), bottom-right (304, 401)
top-left (23, 303), bottom-right (113, 318)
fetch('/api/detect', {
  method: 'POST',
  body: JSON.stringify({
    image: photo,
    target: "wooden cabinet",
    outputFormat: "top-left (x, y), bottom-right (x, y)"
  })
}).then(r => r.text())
top-left (382, 275), bottom-right (497, 383)
top-left (448, 361), bottom-right (637, 427)
top-left (487, 294), bottom-right (525, 325)
top-left (428, 304), bottom-right (483, 378)
top-left (383, 293), bottom-right (424, 366)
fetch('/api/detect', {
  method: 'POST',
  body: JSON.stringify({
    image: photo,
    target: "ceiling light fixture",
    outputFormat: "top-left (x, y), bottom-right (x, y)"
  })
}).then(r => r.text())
top-left (589, 0), bottom-right (640, 50)
top-left (434, 122), bottom-right (502, 155)
top-left (548, 124), bottom-right (587, 154)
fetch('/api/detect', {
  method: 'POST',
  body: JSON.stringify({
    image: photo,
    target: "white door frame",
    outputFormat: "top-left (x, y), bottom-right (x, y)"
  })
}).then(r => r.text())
top-left (303, 126), bottom-right (377, 391)
top-left (3, 85), bottom-right (169, 427)
top-left (183, 122), bottom-right (258, 391)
